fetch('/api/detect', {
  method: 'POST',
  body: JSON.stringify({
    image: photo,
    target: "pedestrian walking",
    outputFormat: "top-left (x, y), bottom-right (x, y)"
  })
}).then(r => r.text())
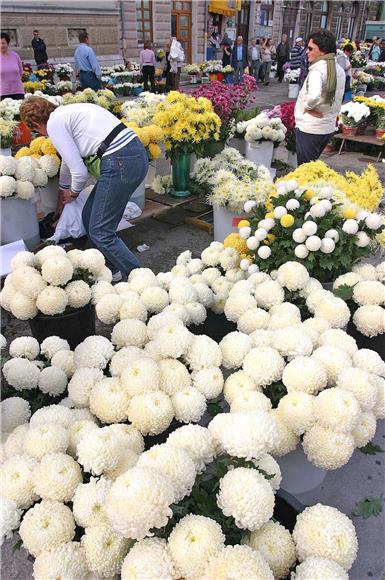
top-left (337, 43), bottom-right (353, 99)
top-left (231, 35), bottom-right (248, 85)
top-left (261, 38), bottom-right (276, 85)
top-left (0, 32), bottom-right (24, 100)
top-left (31, 30), bottom-right (48, 67)
top-left (295, 29), bottom-right (345, 166)
top-left (74, 32), bottom-right (101, 91)
top-left (276, 33), bottom-right (290, 82)
top-left (368, 36), bottom-right (378, 59)
top-left (140, 41), bottom-right (156, 93)
top-left (371, 38), bottom-right (382, 61)
top-left (248, 38), bottom-right (260, 81)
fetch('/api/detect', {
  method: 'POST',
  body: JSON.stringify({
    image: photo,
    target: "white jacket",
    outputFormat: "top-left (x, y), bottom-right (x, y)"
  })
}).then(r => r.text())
top-left (295, 58), bottom-right (345, 134)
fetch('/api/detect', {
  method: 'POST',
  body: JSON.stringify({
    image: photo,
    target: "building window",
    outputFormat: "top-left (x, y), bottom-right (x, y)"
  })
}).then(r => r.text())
top-left (320, 0), bottom-right (329, 28)
top-left (259, 1), bottom-right (274, 27)
top-left (347, 1), bottom-right (359, 39)
top-left (335, 5), bottom-right (344, 40)
top-left (2, 28), bottom-right (18, 47)
top-left (136, 0), bottom-right (153, 44)
top-left (67, 28), bottom-right (87, 46)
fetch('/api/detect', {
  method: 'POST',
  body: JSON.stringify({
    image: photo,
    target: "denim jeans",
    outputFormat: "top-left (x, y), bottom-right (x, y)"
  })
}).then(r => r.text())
top-left (82, 138), bottom-right (148, 276)
top-left (79, 70), bottom-right (101, 90)
top-left (261, 61), bottom-right (272, 84)
top-left (234, 62), bottom-right (244, 84)
top-left (250, 60), bottom-right (260, 81)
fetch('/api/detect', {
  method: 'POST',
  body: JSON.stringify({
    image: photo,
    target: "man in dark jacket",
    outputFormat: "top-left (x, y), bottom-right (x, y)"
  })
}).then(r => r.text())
top-left (276, 33), bottom-right (290, 82)
top-left (231, 35), bottom-right (248, 84)
top-left (32, 30), bottom-right (48, 67)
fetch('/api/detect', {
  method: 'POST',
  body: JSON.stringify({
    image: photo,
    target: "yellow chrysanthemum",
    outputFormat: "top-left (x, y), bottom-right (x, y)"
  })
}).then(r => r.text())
top-left (15, 147), bottom-right (32, 159)
top-left (224, 233), bottom-right (248, 254)
top-left (281, 214), bottom-right (295, 228)
top-left (238, 220), bottom-right (250, 228)
top-left (265, 212), bottom-right (274, 219)
top-left (343, 208), bottom-right (357, 219)
top-left (148, 143), bottom-right (162, 159)
top-left (303, 189), bottom-right (315, 201)
top-left (41, 139), bottom-right (57, 156)
top-left (29, 136), bottom-right (46, 154)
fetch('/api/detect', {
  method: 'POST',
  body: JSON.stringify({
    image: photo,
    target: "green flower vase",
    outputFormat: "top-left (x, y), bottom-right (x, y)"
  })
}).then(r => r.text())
top-left (171, 152), bottom-right (191, 198)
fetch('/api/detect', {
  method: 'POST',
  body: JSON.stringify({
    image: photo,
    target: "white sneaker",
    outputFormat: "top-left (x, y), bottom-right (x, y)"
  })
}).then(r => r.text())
top-left (112, 271), bottom-right (122, 283)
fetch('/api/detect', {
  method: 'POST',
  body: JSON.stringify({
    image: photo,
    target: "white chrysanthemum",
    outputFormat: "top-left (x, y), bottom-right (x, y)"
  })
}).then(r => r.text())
top-left (121, 357), bottom-right (159, 397)
top-left (224, 293), bottom-right (257, 323)
top-left (0, 454), bottom-right (38, 508)
top-left (51, 349), bottom-right (75, 377)
top-left (293, 504), bottom-right (358, 570)
top-left (92, 282), bottom-right (115, 304)
top-left (268, 313), bottom-right (301, 330)
top-left (223, 370), bottom-right (259, 404)
top-left (67, 419), bottom-right (98, 456)
top-left (306, 289), bottom-right (334, 313)
top-left (313, 297), bottom-right (351, 329)
top-left (38, 154), bottom-right (60, 177)
top-left (79, 248), bottom-right (105, 275)
top-left (217, 467), bottom-right (274, 530)
top-left (72, 477), bottom-right (112, 527)
top-left (333, 272), bottom-right (362, 289)
top-left (110, 345), bottom-right (148, 376)
top-left (313, 387), bottom-right (360, 432)
top-left (269, 302), bottom-right (301, 319)
top-left (111, 319), bottom-right (147, 349)
top-left (108, 423), bottom-right (144, 455)
top-left (168, 514), bottom-right (225, 579)
top-left (204, 544), bottom-right (274, 579)
top-left (77, 426), bottom-right (123, 475)
top-left (103, 446), bottom-right (139, 481)
top-left (0, 174), bottom-right (16, 196)
top-left (171, 264), bottom-right (188, 277)
top-left (33, 452), bottom-right (82, 502)
top-left (4, 424), bottom-right (29, 458)
top-left (211, 276), bottom-right (233, 299)
top-left (226, 267), bottom-right (245, 282)
top-left (64, 280), bottom-right (92, 308)
top-left (376, 261), bottom-right (385, 281)
top-left (32, 167), bottom-right (48, 186)
top-left (1, 497), bottom-right (21, 545)
top-left (250, 329), bottom-right (274, 347)
top-left (194, 282), bottom-right (214, 307)
top-left (243, 347), bottom-right (285, 386)
top-left (96, 265), bottom-right (113, 282)
top-left (138, 443), bottom-right (196, 502)
top-left (171, 387), bottom-right (207, 423)
top-left (353, 305), bottom-right (385, 337)
top-left (201, 246), bottom-right (221, 267)
top-left (2, 357), bottom-right (40, 390)
top-left (10, 251), bottom-right (36, 271)
top-left (219, 331), bottom-right (252, 369)
top-left (230, 391), bottom-right (272, 413)
top-left (1, 397), bottom-right (31, 434)
top-left (23, 423), bottom-right (69, 460)
top-left (253, 454), bottom-right (282, 491)
top-left (277, 261), bottom-right (309, 291)
top-left (169, 280), bottom-right (197, 305)
top-left (303, 425), bottom-right (355, 469)
top-left (33, 541), bottom-right (89, 580)
top-left (293, 557), bottom-right (349, 579)
top-left (318, 328), bottom-right (358, 357)
top-left (38, 366), bottom-right (68, 396)
top-left (353, 348), bottom-right (385, 377)
top-left (41, 256), bottom-right (73, 286)
top-left (153, 324), bottom-right (192, 359)
top-left (67, 367), bottom-right (103, 407)
top-left (19, 500), bottom-right (75, 557)
top-left (272, 327), bottom-right (314, 358)
top-left (237, 307), bottom-right (270, 334)
top-left (81, 523), bottom-right (130, 577)
top-left (229, 279), bottom-right (253, 296)
top-left (211, 293), bottom-right (226, 314)
top-left (352, 262), bottom-right (378, 281)
top-left (157, 271), bottom-right (176, 289)
top-left (353, 280), bottom-right (385, 306)
top-left (74, 335), bottom-right (114, 370)
top-left (192, 367), bottom-right (223, 399)
top-left (183, 334), bottom-right (222, 371)
top-left (352, 411), bottom-right (377, 448)
top-left (29, 404), bottom-right (72, 428)
top-left (162, 303), bottom-right (191, 324)
top-left (312, 347), bottom-right (352, 386)
top-left (128, 391), bottom-right (174, 435)
top-left (254, 280), bottom-right (285, 309)
top-left (167, 425), bottom-right (214, 473)
top-left (129, 268), bottom-right (160, 293)
top-left (121, 537), bottom-right (175, 580)
top-left (9, 336), bottom-right (39, 360)
top-left (157, 358), bottom-right (191, 396)
top-left (65, 248), bottom-right (83, 269)
top-left (246, 520), bottom-right (296, 578)
top-left (35, 244), bottom-right (66, 267)
top-left (176, 249), bottom-right (192, 265)
top-left (336, 367), bottom-right (378, 410)
top-left (36, 286), bottom-right (68, 315)
top-left (185, 301), bottom-right (207, 325)
top-left (277, 392), bottom-right (315, 435)
top-left (146, 312), bottom-right (183, 339)
top-left (105, 466), bottom-right (175, 539)
top-left (95, 294), bottom-right (123, 324)
top-left (89, 377), bottom-right (130, 423)
top-left (140, 286), bottom-right (169, 313)
top-left (371, 375), bottom-right (385, 419)
top-left (269, 409), bottom-right (299, 456)
top-left (120, 295), bottom-right (148, 322)
top-left (40, 336), bottom-right (70, 359)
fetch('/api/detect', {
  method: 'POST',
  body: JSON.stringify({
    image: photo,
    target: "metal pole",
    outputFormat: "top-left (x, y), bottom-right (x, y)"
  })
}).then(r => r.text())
top-left (204, 0), bottom-right (208, 61)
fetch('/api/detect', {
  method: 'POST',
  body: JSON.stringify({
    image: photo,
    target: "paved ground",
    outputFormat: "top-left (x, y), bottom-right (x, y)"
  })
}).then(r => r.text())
top-left (2, 77), bottom-right (385, 579)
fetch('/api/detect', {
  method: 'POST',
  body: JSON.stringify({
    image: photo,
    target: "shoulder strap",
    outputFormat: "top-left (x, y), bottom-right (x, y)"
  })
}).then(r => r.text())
top-left (97, 123), bottom-right (127, 158)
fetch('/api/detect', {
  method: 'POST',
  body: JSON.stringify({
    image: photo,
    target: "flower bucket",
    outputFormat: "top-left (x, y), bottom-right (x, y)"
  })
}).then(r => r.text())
top-left (342, 126), bottom-right (358, 137)
top-left (209, 73), bottom-right (218, 82)
top-left (37, 176), bottom-right (59, 216)
top-left (277, 446), bottom-right (327, 502)
top-left (190, 75), bottom-right (198, 84)
top-left (133, 87), bottom-right (143, 96)
top-left (1, 197), bottom-right (40, 250)
top-left (213, 204), bottom-right (246, 243)
top-left (288, 83), bottom-right (299, 99)
top-left (145, 161), bottom-right (157, 188)
top-left (269, 70), bottom-right (276, 79)
top-left (224, 73), bottom-right (234, 84)
top-left (204, 140), bottom-right (226, 158)
top-left (375, 128), bottom-right (385, 139)
top-left (245, 140), bottom-right (274, 169)
top-left (29, 303), bottom-right (95, 350)
top-left (190, 310), bottom-right (237, 343)
top-left (287, 151), bottom-right (297, 168)
top-left (171, 153), bottom-right (191, 198)
top-left (0, 147), bottom-right (12, 157)
top-left (227, 136), bottom-right (245, 155)
top-left (131, 178), bottom-right (146, 210)
top-left (217, 72), bottom-right (224, 82)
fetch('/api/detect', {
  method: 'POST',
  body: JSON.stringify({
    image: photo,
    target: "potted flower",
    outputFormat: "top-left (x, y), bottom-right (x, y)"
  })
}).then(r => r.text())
top-left (375, 114), bottom-right (385, 139)
top-left (284, 68), bottom-right (301, 99)
top-left (222, 64), bottom-right (234, 84)
top-left (0, 118), bottom-right (18, 156)
top-left (54, 63), bottom-right (73, 81)
top-left (204, 60), bottom-right (223, 81)
top-left (184, 64), bottom-right (201, 84)
top-left (339, 101), bottom-right (370, 136)
top-left (350, 50), bottom-right (367, 70)
top-left (237, 113), bottom-right (286, 169)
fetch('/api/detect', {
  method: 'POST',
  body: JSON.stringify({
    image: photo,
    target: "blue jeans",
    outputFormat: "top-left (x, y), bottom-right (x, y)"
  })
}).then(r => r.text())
top-left (79, 71), bottom-right (101, 90)
top-left (234, 62), bottom-right (244, 84)
top-left (82, 139), bottom-right (148, 276)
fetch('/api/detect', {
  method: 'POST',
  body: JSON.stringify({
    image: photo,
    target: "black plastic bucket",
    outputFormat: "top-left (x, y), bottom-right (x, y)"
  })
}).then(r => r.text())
top-left (29, 303), bottom-right (96, 350)
top-left (190, 311), bottom-right (237, 343)
top-left (346, 320), bottom-right (385, 359)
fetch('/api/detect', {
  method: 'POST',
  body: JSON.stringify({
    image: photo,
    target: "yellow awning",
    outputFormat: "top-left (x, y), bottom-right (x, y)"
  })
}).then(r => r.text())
top-left (208, 0), bottom-right (241, 16)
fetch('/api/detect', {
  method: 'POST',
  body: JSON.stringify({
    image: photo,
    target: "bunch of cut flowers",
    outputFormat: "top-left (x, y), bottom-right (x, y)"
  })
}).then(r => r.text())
top-left (237, 113), bottom-right (286, 144)
top-left (0, 151), bottom-right (60, 201)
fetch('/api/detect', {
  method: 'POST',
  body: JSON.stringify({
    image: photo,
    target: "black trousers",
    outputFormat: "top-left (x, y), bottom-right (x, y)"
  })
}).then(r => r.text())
top-left (142, 65), bottom-right (155, 93)
top-left (277, 57), bottom-right (286, 82)
top-left (295, 128), bottom-right (333, 165)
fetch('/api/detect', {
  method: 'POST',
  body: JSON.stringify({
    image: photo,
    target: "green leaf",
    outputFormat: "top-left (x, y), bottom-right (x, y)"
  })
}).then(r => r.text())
top-left (353, 496), bottom-right (383, 519)
top-left (333, 284), bottom-right (355, 301)
top-left (359, 442), bottom-right (385, 455)
top-left (12, 539), bottom-right (22, 552)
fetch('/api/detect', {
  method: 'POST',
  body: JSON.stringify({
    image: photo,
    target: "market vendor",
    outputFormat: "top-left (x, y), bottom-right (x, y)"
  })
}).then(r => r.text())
top-left (20, 97), bottom-right (148, 280)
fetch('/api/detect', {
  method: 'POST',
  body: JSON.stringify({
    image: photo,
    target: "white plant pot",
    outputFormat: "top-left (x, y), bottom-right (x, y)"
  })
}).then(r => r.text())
top-left (190, 75), bottom-right (198, 84)
top-left (145, 161), bottom-right (156, 188)
top-left (213, 204), bottom-right (246, 243)
top-left (269, 70), bottom-right (276, 79)
top-left (37, 176), bottom-right (59, 216)
top-left (288, 83), bottom-right (299, 98)
top-left (1, 197), bottom-right (40, 250)
top-left (0, 147), bottom-right (12, 157)
top-left (287, 151), bottom-right (297, 168)
top-left (227, 137), bottom-right (246, 156)
top-left (246, 141), bottom-right (274, 169)
top-left (130, 179), bottom-right (145, 210)
top-left (277, 446), bottom-right (327, 501)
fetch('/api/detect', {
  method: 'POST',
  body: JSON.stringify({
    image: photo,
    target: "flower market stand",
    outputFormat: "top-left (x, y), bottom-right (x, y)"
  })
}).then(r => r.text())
top-left (246, 141), bottom-right (274, 169)
top-left (0, 197), bottom-right (40, 250)
top-left (334, 129), bottom-right (385, 162)
top-left (277, 446), bottom-right (327, 502)
top-left (37, 176), bottom-right (59, 216)
top-left (213, 204), bottom-right (246, 242)
top-left (29, 303), bottom-right (95, 350)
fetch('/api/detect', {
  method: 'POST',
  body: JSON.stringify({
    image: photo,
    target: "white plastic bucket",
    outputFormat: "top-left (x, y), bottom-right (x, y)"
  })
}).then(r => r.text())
top-left (1, 197), bottom-right (40, 250)
top-left (288, 83), bottom-right (300, 98)
top-left (227, 137), bottom-right (246, 156)
top-left (37, 176), bottom-right (59, 216)
top-left (246, 141), bottom-right (273, 169)
top-left (131, 179), bottom-right (145, 210)
top-left (213, 204), bottom-right (246, 242)
top-left (145, 161), bottom-right (156, 188)
top-left (277, 445), bottom-right (327, 501)
top-left (0, 148), bottom-right (12, 157)
top-left (287, 151), bottom-right (298, 168)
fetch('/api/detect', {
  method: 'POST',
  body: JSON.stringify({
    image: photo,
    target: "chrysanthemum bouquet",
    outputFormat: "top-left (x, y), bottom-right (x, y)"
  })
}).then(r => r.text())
top-left (203, 60), bottom-right (223, 74)
top-left (54, 63), bottom-right (73, 79)
top-left (57, 80), bottom-right (73, 94)
top-left (350, 50), bottom-right (367, 69)
top-left (0, 118), bottom-right (18, 148)
top-left (340, 101), bottom-right (371, 127)
top-left (0, 153), bottom-right (60, 200)
top-left (23, 81), bottom-right (47, 94)
top-left (283, 68), bottom-right (301, 84)
top-left (15, 136), bottom-right (58, 161)
top-left (237, 113), bottom-right (286, 144)
top-left (184, 64), bottom-right (201, 75)
top-left (0, 98), bottom-right (21, 121)
top-left (121, 92), bottom-right (165, 127)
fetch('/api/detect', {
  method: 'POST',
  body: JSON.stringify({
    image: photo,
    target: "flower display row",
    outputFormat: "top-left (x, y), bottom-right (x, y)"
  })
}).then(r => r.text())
top-left (0, 153), bottom-right (60, 200)
top-left (120, 92), bottom-right (165, 127)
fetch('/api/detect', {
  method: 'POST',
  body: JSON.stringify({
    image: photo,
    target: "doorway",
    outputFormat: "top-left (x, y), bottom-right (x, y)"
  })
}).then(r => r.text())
top-left (171, 1), bottom-right (192, 62)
